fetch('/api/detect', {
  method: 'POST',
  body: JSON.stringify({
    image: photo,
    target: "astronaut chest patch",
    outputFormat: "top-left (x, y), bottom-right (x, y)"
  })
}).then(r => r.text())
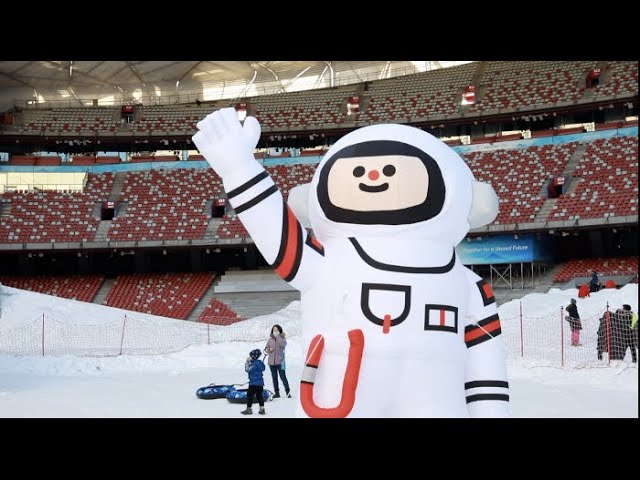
top-left (360, 282), bottom-right (459, 335)
top-left (360, 283), bottom-right (411, 333)
top-left (424, 304), bottom-right (458, 333)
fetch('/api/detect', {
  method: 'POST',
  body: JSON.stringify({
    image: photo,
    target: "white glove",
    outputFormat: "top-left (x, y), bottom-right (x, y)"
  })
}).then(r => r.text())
top-left (192, 107), bottom-right (261, 178)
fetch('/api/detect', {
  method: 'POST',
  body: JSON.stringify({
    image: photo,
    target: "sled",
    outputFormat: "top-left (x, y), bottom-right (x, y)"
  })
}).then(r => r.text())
top-left (195, 384), bottom-right (237, 400)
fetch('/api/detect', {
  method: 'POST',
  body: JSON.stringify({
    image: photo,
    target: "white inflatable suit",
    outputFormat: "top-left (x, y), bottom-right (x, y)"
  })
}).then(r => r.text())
top-left (193, 108), bottom-right (510, 418)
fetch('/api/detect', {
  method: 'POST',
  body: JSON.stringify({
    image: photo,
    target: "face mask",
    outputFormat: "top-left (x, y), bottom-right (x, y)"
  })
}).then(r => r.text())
top-left (273, 331), bottom-right (280, 337)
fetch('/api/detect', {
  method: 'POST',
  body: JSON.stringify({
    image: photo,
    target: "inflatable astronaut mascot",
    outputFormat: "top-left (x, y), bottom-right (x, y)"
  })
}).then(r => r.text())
top-left (193, 108), bottom-right (510, 418)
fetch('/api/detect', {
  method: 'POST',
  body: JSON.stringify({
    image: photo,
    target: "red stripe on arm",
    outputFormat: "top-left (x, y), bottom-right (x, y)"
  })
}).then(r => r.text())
top-left (274, 206), bottom-right (300, 279)
top-left (464, 319), bottom-right (501, 342)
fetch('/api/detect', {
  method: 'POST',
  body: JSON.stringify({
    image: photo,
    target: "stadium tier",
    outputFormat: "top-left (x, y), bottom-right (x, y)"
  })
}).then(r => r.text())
top-left (197, 297), bottom-right (245, 325)
top-left (468, 61), bottom-right (597, 113)
top-left (553, 257), bottom-right (639, 283)
top-left (464, 142), bottom-right (578, 224)
top-left (107, 169), bottom-right (221, 241)
top-left (102, 272), bottom-right (215, 319)
top-left (546, 136), bottom-right (638, 221)
top-left (6, 61), bottom-right (636, 137)
top-left (0, 274), bottom-right (104, 302)
top-left (1, 135), bottom-right (637, 243)
top-left (0, 173), bottom-right (113, 243)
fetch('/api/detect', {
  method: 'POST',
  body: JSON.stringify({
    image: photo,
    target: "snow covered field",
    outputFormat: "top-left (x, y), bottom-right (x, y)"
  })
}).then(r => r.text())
top-left (0, 283), bottom-right (637, 418)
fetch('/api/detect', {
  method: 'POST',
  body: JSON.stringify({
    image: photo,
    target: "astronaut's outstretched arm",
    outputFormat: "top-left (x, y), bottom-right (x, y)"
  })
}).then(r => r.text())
top-left (463, 270), bottom-right (510, 418)
top-left (193, 108), bottom-right (325, 292)
top-left (226, 172), bottom-right (326, 291)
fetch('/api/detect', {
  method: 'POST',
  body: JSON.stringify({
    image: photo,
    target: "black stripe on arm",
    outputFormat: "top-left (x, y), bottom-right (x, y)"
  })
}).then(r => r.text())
top-left (272, 200), bottom-right (289, 269)
top-left (466, 394), bottom-right (509, 404)
top-left (465, 380), bottom-right (509, 390)
top-left (283, 221), bottom-right (303, 283)
top-left (233, 184), bottom-right (278, 214)
top-left (465, 313), bottom-right (501, 333)
top-left (226, 171), bottom-right (269, 199)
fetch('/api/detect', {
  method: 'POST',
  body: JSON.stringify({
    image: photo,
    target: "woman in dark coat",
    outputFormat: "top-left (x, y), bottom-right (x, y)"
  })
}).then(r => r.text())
top-left (264, 324), bottom-right (291, 398)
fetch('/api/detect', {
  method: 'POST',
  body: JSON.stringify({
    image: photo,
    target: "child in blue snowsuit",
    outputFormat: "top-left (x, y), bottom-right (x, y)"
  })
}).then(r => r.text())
top-left (241, 349), bottom-right (266, 415)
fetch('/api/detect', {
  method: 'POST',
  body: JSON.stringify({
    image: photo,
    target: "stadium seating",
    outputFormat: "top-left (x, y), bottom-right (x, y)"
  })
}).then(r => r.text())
top-left (0, 173), bottom-right (114, 243)
top-left (593, 61), bottom-right (638, 97)
top-left (250, 88), bottom-right (351, 128)
top-left (469, 61), bottom-right (597, 113)
top-left (12, 62), bottom-right (635, 138)
top-left (267, 163), bottom-right (316, 200)
top-left (21, 107), bottom-right (120, 134)
top-left (132, 104), bottom-right (229, 133)
top-left (463, 143), bottom-right (577, 224)
top-left (197, 297), bottom-right (244, 325)
top-left (0, 274), bottom-right (104, 302)
top-left (106, 169), bottom-right (223, 241)
top-left (2, 133), bottom-right (636, 242)
top-left (359, 63), bottom-right (476, 122)
top-left (103, 272), bottom-right (215, 319)
top-left (553, 257), bottom-right (639, 283)
top-left (547, 136), bottom-right (638, 221)
top-left (216, 214), bottom-right (249, 239)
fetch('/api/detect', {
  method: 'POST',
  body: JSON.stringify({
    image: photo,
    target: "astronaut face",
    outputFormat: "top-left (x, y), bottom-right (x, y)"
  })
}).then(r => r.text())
top-left (317, 140), bottom-right (445, 225)
top-left (327, 155), bottom-right (429, 212)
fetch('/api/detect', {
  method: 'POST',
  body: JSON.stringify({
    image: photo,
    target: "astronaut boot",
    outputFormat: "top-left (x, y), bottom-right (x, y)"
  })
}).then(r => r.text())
top-left (240, 407), bottom-right (252, 415)
top-left (259, 407), bottom-right (266, 415)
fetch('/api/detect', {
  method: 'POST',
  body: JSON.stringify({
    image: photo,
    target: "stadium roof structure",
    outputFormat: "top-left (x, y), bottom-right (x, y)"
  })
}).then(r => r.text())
top-left (0, 61), bottom-right (473, 106)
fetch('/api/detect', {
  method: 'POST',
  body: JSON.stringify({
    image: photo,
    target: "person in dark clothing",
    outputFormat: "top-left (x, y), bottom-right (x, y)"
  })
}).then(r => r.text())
top-left (565, 298), bottom-right (582, 346)
top-left (608, 308), bottom-right (631, 361)
top-left (620, 305), bottom-right (637, 363)
top-left (596, 313), bottom-right (608, 360)
top-left (625, 304), bottom-right (638, 363)
top-left (241, 349), bottom-right (266, 415)
top-left (589, 271), bottom-right (600, 293)
top-left (264, 324), bottom-right (291, 398)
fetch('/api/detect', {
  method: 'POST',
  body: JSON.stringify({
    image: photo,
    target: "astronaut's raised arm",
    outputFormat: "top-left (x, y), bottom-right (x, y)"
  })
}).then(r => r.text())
top-left (222, 165), bottom-right (326, 293)
top-left (192, 108), bottom-right (326, 293)
top-left (462, 269), bottom-right (510, 418)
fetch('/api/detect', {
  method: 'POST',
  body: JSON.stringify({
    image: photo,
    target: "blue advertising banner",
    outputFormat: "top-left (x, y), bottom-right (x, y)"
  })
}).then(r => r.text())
top-left (456, 234), bottom-right (554, 265)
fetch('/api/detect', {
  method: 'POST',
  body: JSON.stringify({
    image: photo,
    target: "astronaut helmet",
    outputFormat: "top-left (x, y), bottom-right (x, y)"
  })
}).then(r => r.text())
top-left (304, 123), bottom-right (497, 245)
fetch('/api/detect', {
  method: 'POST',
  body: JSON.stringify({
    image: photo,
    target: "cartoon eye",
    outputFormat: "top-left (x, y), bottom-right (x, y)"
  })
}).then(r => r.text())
top-left (353, 166), bottom-right (365, 177)
top-left (382, 165), bottom-right (396, 177)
